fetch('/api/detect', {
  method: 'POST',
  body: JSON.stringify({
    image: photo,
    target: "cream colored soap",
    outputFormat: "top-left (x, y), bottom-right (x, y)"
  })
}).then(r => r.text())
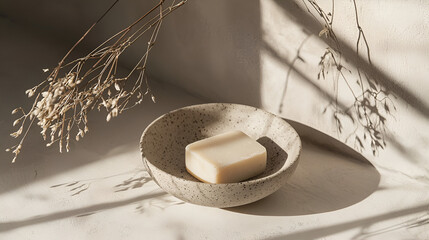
top-left (185, 130), bottom-right (267, 184)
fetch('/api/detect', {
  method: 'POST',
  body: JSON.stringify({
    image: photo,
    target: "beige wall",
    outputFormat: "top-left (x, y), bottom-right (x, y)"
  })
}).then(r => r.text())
top-left (2, 0), bottom-right (429, 177)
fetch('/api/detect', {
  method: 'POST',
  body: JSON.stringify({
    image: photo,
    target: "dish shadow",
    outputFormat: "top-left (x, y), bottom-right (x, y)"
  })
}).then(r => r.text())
top-left (227, 121), bottom-right (380, 216)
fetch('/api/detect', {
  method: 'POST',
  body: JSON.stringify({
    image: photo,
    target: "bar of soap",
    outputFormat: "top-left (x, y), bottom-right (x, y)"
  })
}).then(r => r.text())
top-left (185, 130), bottom-right (267, 184)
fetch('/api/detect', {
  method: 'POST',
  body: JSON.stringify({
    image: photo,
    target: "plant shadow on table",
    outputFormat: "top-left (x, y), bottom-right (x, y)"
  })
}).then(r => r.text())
top-left (48, 168), bottom-right (153, 196)
top-left (0, 168), bottom-right (184, 232)
top-left (227, 120), bottom-right (380, 216)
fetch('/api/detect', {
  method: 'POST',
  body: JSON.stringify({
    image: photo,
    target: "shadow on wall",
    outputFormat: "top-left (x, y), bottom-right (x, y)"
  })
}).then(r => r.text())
top-left (274, 0), bottom-right (429, 119)
top-left (148, 0), bottom-right (262, 107)
top-left (228, 120), bottom-right (380, 216)
top-left (258, 0), bottom-right (429, 160)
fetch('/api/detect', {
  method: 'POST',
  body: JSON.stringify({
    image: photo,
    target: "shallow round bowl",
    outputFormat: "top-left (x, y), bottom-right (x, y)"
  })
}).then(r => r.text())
top-left (140, 103), bottom-right (301, 208)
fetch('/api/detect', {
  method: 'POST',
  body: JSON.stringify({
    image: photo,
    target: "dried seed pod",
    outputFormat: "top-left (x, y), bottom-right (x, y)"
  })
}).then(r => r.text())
top-left (106, 113), bottom-right (112, 122)
top-left (114, 82), bottom-right (121, 91)
top-left (25, 89), bottom-right (35, 97)
top-left (13, 119), bottom-right (21, 127)
top-left (10, 127), bottom-right (23, 138)
top-left (11, 108), bottom-right (21, 115)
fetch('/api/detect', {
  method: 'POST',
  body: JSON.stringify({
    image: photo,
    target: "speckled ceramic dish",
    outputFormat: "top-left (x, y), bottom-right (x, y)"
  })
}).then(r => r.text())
top-left (140, 103), bottom-right (301, 208)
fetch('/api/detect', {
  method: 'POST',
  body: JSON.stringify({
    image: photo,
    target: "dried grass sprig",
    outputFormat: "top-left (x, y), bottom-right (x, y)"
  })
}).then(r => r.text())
top-left (7, 0), bottom-right (187, 162)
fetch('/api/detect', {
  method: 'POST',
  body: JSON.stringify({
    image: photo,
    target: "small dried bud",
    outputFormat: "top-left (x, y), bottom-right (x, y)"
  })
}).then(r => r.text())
top-left (10, 127), bottom-right (23, 138)
top-left (12, 108), bottom-right (21, 115)
top-left (106, 99), bottom-right (112, 109)
top-left (36, 101), bottom-right (43, 108)
top-left (54, 89), bottom-right (61, 97)
top-left (112, 99), bottom-right (118, 107)
top-left (68, 82), bottom-right (76, 88)
top-left (13, 118), bottom-right (21, 127)
top-left (13, 145), bottom-right (21, 153)
top-left (78, 129), bottom-right (84, 138)
top-left (33, 109), bottom-right (40, 117)
top-left (43, 68), bottom-right (49, 72)
top-left (25, 89), bottom-right (35, 97)
top-left (111, 108), bottom-right (118, 117)
top-left (151, 94), bottom-right (156, 103)
top-left (41, 128), bottom-right (47, 140)
top-left (11, 145), bottom-right (22, 163)
top-left (106, 113), bottom-right (112, 122)
top-left (114, 82), bottom-right (121, 91)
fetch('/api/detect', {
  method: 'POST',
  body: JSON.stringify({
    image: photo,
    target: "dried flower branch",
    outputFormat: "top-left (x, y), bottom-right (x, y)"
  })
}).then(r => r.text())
top-left (7, 0), bottom-right (187, 162)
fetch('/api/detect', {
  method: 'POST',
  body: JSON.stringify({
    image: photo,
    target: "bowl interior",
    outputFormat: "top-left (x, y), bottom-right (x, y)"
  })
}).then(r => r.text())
top-left (141, 103), bottom-right (301, 184)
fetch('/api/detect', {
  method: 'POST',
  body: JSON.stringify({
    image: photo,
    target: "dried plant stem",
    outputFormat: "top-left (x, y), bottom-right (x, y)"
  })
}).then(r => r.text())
top-left (8, 0), bottom-right (187, 162)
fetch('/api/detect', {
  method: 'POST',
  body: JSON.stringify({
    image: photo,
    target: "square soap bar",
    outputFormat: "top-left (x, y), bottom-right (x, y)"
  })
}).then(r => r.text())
top-left (185, 130), bottom-right (267, 184)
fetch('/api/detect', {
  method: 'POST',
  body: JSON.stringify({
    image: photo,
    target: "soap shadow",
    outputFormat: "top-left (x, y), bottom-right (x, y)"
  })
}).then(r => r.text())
top-left (228, 124), bottom-right (380, 216)
top-left (254, 136), bottom-right (288, 179)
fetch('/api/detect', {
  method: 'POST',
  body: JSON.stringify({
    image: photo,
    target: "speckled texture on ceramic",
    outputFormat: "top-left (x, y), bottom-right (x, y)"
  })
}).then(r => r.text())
top-left (140, 103), bottom-right (302, 208)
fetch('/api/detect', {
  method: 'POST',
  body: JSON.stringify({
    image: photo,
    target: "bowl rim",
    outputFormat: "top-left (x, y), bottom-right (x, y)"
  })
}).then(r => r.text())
top-left (140, 102), bottom-right (302, 186)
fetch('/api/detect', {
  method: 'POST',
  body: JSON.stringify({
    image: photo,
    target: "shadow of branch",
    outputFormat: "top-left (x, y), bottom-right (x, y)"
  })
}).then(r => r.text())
top-left (352, 211), bottom-right (429, 239)
top-left (267, 204), bottom-right (429, 240)
top-left (50, 168), bottom-right (150, 196)
top-left (273, 0), bottom-right (399, 155)
top-left (0, 191), bottom-right (167, 233)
